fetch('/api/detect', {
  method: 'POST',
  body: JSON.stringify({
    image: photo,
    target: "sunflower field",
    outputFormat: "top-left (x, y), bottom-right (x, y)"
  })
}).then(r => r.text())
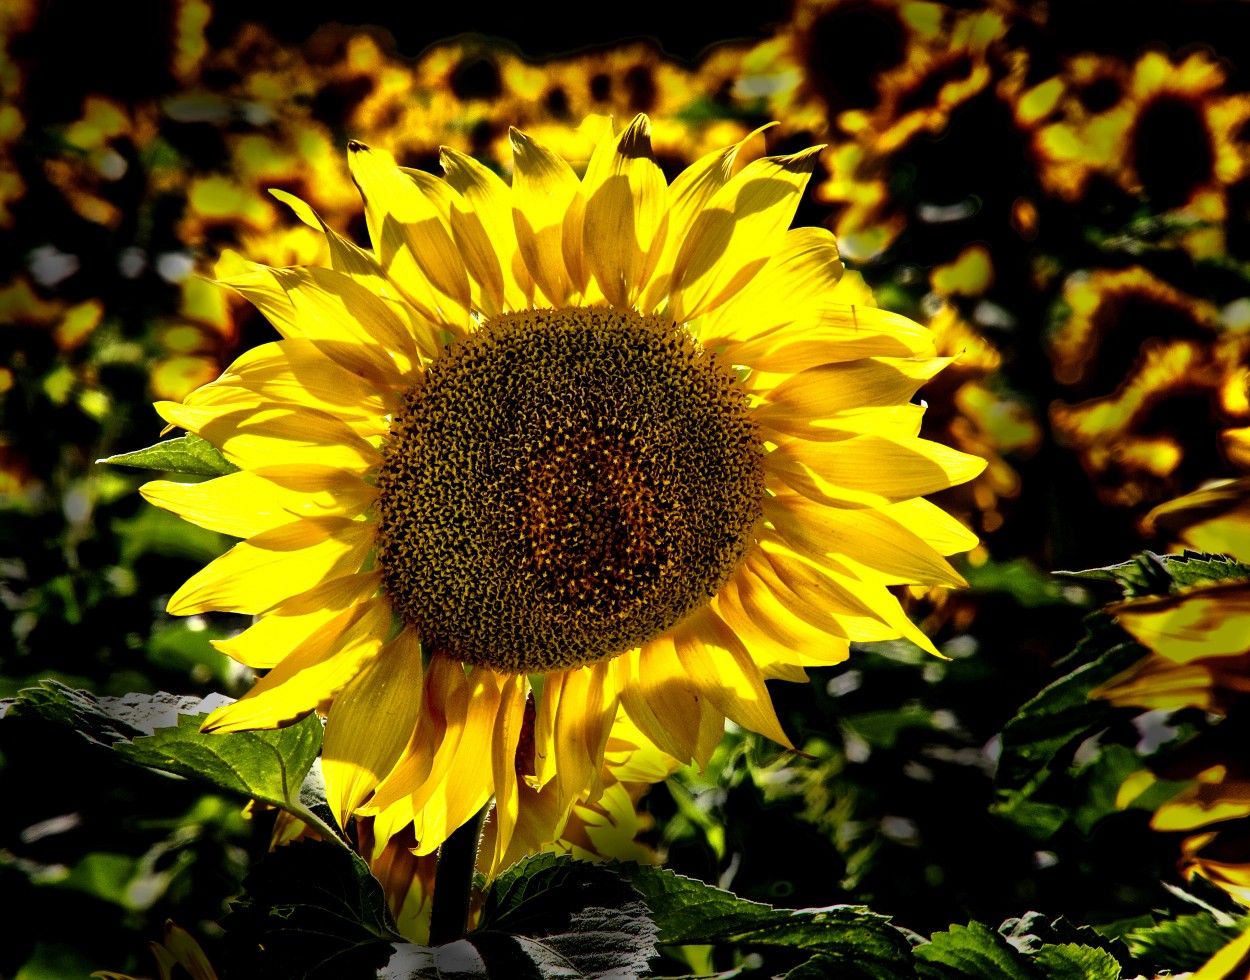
top-left (5, 1), bottom-right (1250, 977)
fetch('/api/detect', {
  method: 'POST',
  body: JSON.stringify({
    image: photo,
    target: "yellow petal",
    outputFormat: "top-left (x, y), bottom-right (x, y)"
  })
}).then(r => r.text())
top-left (510, 128), bottom-right (580, 306)
top-left (272, 266), bottom-right (417, 382)
top-left (154, 402), bottom-right (380, 472)
top-left (1112, 583), bottom-right (1250, 663)
top-left (668, 145), bottom-right (822, 323)
top-left (212, 571), bottom-right (381, 669)
top-left (619, 641), bottom-right (724, 766)
top-left (554, 660), bottom-right (618, 810)
top-left (671, 606), bottom-right (793, 749)
top-left (641, 123), bottom-right (775, 312)
top-left (441, 146), bottom-right (534, 311)
top-left (323, 628), bottom-right (424, 829)
top-left (699, 226), bottom-right (843, 343)
top-left (412, 666), bottom-right (504, 854)
top-left (490, 674), bottom-right (529, 869)
top-left (141, 464), bottom-right (375, 538)
top-left (882, 498), bottom-right (981, 556)
top-left (201, 596), bottom-right (391, 733)
top-left (768, 434), bottom-right (987, 507)
top-left (579, 114), bottom-right (669, 309)
top-left (755, 357), bottom-right (952, 428)
top-left (728, 304), bottom-right (938, 378)
top-left (714, 572), bottom-right (850, 668)
top-left (168, 516), bottom-right (372, 615)
top-left (366, 653), bottom-right (467, 815)
top-left (348, 141), bottom-right (471, 329)
top-left (764, 492), bottom-right (966, 588)
top-left (188, 338), bottom-right (399, 421)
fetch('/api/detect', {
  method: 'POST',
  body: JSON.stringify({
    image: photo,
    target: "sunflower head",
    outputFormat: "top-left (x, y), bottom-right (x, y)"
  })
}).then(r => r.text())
top-left (143, 112), bottom-right (984, 875)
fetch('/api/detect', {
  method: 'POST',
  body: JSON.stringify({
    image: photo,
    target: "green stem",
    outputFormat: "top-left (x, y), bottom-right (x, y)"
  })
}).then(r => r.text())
top-left (428, 804), bottom-right (488, 946)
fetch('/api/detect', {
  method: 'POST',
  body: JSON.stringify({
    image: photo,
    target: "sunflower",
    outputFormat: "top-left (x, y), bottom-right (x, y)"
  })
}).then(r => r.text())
top-left (142, 114), bottom-right (984, 865)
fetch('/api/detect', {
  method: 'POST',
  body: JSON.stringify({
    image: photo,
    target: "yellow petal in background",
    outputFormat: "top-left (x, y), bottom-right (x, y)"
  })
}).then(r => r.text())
top-left (323, 628), bottom-right (425, 829)
top-left (1112, 582), bottom-right (1250, 662)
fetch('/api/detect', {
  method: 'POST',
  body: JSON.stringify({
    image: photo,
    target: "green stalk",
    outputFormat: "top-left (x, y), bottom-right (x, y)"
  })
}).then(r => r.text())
top-left (428, 804), bottom-right (489, 946)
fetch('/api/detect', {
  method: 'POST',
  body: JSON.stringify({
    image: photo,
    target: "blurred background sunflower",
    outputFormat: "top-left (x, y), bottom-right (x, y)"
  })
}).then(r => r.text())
top-left (4, 0), bottom-right (1250, 977)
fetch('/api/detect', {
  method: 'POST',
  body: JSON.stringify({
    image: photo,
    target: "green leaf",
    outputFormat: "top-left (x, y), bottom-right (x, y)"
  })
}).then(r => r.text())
top-left (999, 912), bottom-right (1132, 966)
top-left (98, 433), bottom-right (239, 477)
top-left (621, 863), bottom-right (913, 980)
top-left (962, 557), bottom-right (1073, 608)
top-left (1031, 944), bottom-right (1121, 980)
top-left (992, 612), bottom-right (1147, 832)
top-left (1, 683), bottom-right (338, 842)
top-left (1056, 551), bottom-right (1250, 599)
top-left (1125, 912), bottom-right (1248, 973)
top-left (220, 839), bottom-right (400, 980)
top-left (382, 854), bottom-right (658, 979)
top-left (914, 922), bottom-right (1038, 979)
top-left (0, 680), bottom-right (219, 747)
top-left (116, 708), bottom-right (322, 812)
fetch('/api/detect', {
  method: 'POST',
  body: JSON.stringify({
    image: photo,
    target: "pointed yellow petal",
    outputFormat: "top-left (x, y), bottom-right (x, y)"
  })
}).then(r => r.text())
top-left (212, 571), bottom-right (381, 669)
top-left (668, 145), bottom-right (823, 323)
top-left (348, 141), bottom-right (471, 329)
top-left (764, 492), bottom-right (966, 588)
top-left (553, 660), bottom-right (618, 810)
top-left (200, 596), bottom-right (391, 732)
top-left (187, 338), bottom-right (399, 421)
top-left (714, 572), bottom-right (850, 668)
top-left (490, 674), bottom-right (529, 868)
top-left (699, 226), bottom-right (843, 343)
top-left (579, 114), bottom-right (669, 309)
top-left (768, 434), bottom-right (987, 507)
top-left (882, 498), bottom-right (981, 556)
top-left (1111, 583), bottom-right (1250, 663)
top-left (671, 606), bottom-right (793, 749)
top-left (641, 123), bottom-right (776, 312)
top-left (412, 667), bottom-right (504, 854)
top-left (441, 146), bottom-right (534, 311)
top-left (365, 653), bottom-right (467, 815)
top-left (510, 128), bottom-right (580, 306)
top-left (272, 266), bottom-right (417, 382)
top-left (168, 516), bottom-right (372, 615)
top-left (323, 628), bottom-right (424, 829)
top-left (142, 465), bottom-right (375, 539)
top-left (619, 641), bottom-right (724, 766)
top-left (756, 357), bottom-right (952, 427)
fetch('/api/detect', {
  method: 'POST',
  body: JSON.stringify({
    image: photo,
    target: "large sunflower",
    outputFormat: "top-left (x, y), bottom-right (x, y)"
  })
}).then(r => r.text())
top-left (142, 114), bottom-right (984, 867)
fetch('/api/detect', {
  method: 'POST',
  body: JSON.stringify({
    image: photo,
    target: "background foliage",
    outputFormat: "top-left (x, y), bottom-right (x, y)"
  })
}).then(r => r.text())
top-left (3, 0), bottom-right (1250, 976)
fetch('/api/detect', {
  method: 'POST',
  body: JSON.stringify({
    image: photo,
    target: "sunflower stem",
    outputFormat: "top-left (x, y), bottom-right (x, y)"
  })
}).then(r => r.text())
top-left (429, 804), bottom-right (488, 946)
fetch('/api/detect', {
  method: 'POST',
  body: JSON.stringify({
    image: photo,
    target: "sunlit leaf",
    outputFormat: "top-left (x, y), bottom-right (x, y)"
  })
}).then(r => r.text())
top-left (99, 433), bottom-right (240, 477)
top-left (1125, 912), bottom-right (1250, 974)
top-left (913, 921), bottom-right (1037, 979)
top-left (621, 863), bottom-right (913, 979)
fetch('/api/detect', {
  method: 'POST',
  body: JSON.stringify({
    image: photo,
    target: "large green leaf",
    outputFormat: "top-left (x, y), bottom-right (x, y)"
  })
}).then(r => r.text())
top-left (0, 682), bottom-right (339, 842)
top-left (98, 433), bottom-right (239, 477)
top-left (383, 854), bottom-right (657, 979)
top-left (621, 863), bottom-right (913, 980)
top-left (992, 612), bottom-right (1147, 834)
top-left (914, 922), bottom-right (1038, 979)
top-left (221, 839), bottom-right (401, 980)
top-left (1056, 551), bottom-right (1250, 600)
top-left (1031, 944), bottom-right (1121, 980)
top-left (117, 708), bottom-right (321, 811)
top-left (1124, 912), bottom-right (1249, 974)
